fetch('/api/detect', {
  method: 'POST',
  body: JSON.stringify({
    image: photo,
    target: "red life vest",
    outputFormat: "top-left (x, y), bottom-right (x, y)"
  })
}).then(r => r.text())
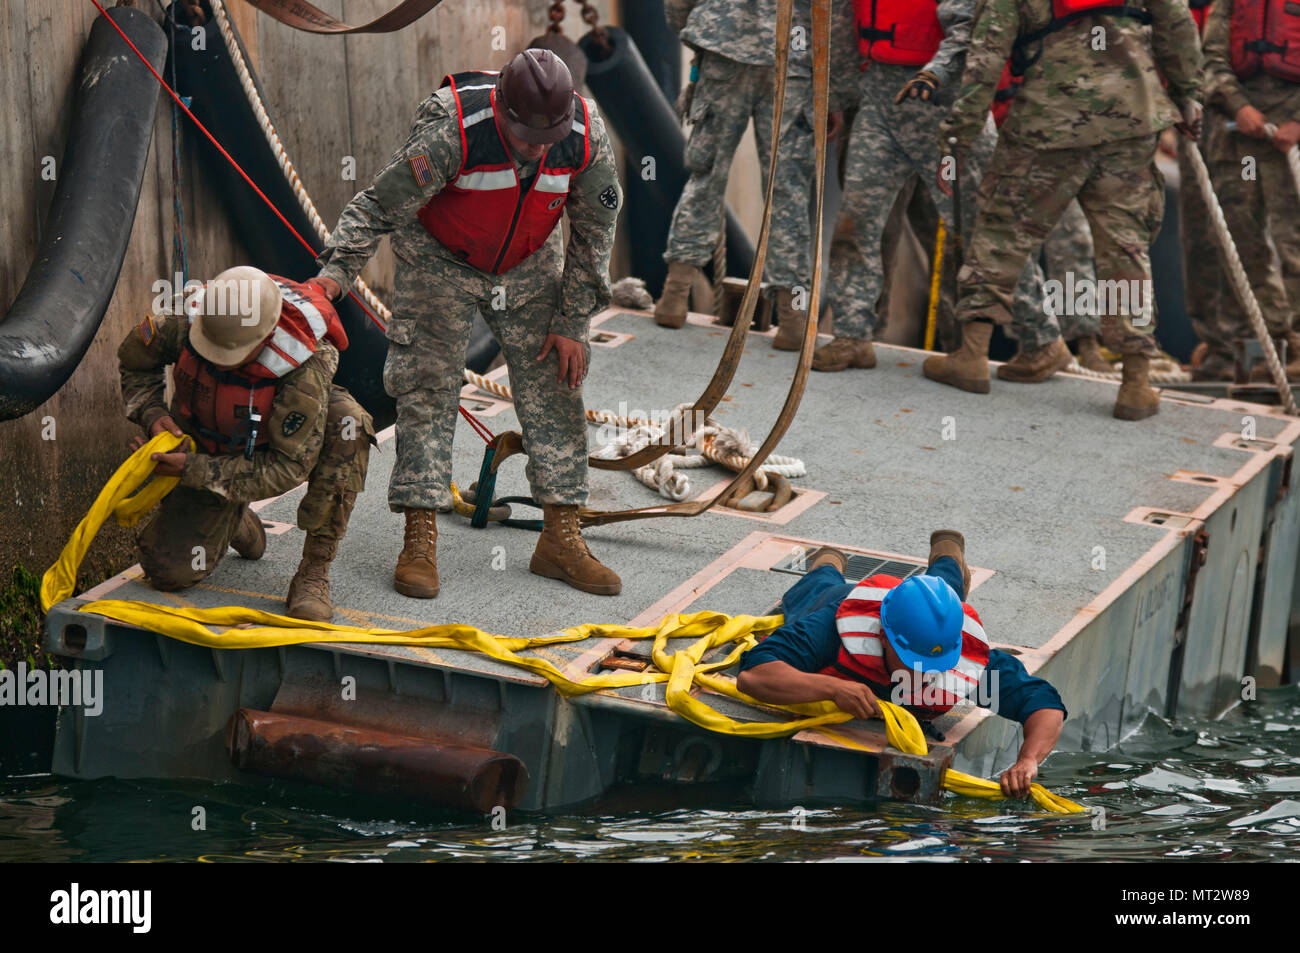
top-left (820, 573), bottom-right (991, 717)
top-left (852, 0), bottom-right (944, 68)
top-left (1012, 0), bottom-right (1154, 76)
top-left (1230, 0), bottom-right (1300, 83)
top-left (416, 70), bottom-right (592, 275)
top-left (1190, 0), bottom-right (1213, 33)
top-left (173, 276), bottom-right (347, 455)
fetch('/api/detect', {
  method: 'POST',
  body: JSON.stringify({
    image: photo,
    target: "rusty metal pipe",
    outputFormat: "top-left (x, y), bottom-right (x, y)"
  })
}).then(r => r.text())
top-left (226, 708), bottom-right (528, 813)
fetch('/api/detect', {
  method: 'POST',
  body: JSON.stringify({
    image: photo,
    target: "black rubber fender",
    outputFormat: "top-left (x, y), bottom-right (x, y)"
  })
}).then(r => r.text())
top-left (0, 6), bottom-right (167, 421)
top-left (578, 26), bottom-right (754, 290)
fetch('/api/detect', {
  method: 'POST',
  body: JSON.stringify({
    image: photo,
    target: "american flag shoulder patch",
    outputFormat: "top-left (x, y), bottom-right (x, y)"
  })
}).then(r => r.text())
top-left (409, 152), bottom-right (434, 187)
top-left (137, 314), bottom-right (156, 346)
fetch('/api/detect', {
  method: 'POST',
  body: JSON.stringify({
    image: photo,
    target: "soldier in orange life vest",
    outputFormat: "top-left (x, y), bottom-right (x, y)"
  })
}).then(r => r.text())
top-left (737, 534), bottom-right (1066, 797)
top-left (118, 266), bottom-right (375, 621)
top-left (313, 49), bottom-right (623, 599)
top-left (1200, 0), bottom-right (1300, 379)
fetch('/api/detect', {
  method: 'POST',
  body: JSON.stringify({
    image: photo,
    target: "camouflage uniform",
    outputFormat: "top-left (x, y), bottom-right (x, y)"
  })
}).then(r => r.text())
top-left (663, 0), bottom-right (858, 290)
top-left (118, 314), bottom-right (373, 589)
top-left (315, 85), bottom-right (621, 512)
top-left (828, 0), bottom-right (1059, 350)
top-left (1040, 199), bottom-right (1100, 341)
top-left (940, 0), bottom-right (1202, 355)
top-left (1178, 114), bottom-right (1229, 360)
top-left (1202, 0), bottom-right (1300, 341)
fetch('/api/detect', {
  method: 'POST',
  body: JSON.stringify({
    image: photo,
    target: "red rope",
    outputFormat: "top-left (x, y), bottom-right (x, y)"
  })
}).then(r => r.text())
top-left (459, 405), bottom-right (495, 443)
top-left (87, 0), bottom-right (385, 332)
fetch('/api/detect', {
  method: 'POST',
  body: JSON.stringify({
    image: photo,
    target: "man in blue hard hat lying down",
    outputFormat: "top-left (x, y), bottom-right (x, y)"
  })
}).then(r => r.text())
top-left (736, 531), bottom-right (1066, 797)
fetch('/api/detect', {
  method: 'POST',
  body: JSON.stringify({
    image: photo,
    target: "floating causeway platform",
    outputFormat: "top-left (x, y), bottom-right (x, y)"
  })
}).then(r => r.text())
top-left (44, 309), bottom-right (1300, 811)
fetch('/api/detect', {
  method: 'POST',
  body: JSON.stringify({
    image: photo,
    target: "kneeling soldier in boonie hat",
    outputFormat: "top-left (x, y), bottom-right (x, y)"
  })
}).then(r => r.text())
top-left (117, 265), bottom-right (375, 621)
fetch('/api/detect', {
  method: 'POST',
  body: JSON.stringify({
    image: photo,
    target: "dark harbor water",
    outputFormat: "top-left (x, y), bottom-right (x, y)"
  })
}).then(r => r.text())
top-left (3, 685), bottom-right (1299, 862)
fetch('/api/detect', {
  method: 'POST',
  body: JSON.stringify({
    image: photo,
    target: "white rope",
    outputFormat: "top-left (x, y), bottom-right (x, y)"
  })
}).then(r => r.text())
top-left (1065, 359), bottom-right (1190, 383)
top-left (589, 404), bottom-right (806, 501)
top-left (1181, 131), bottom-right (1296, 414)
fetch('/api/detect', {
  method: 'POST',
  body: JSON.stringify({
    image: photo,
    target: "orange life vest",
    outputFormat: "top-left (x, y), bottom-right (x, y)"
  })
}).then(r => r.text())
top-left (416, 70), bottom-right (592, 275)
top-left (852, 0), bottom-right (944, 67)
top-left (819, 573), bottom-right (991, 717)
top-left (1011, 0), bottom-right (1154, 76)
top-left (1230, 0), bottom-right (1300, 82)
top-left (173, 276), bottom-right (346, 456)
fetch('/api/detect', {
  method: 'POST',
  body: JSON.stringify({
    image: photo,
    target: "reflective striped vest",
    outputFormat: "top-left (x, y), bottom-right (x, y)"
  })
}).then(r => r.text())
top-left (853, 0), bottom-right (944, 68)
top-left (823, 573), bottom-right (991, 716)
top-left (173, 276), bottom-right (346, 455)
top-left (1230, 0), bottom-right (1300, 82)
top-left (416, 70), bottom-right (592, 275)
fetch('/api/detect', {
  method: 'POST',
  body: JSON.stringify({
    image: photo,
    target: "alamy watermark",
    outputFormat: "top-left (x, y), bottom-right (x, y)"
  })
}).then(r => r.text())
top-left (0, 663), bottom-right (102, 716)
top-left (1043, 272), bottom-right (1153, 326)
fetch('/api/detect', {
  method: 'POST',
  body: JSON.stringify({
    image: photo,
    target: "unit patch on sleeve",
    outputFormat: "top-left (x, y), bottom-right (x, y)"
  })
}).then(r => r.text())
top-left (409, 152), bottom-right (434, 187)
top-left (137, 314), bottom-right (156, 346)
top-left (598, 185), bottom-right (619, 210)
top-left (281, 411), bottom-right (307, 438)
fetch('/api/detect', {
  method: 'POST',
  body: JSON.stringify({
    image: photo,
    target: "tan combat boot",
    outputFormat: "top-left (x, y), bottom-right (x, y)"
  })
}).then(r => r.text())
top-left (1074, 334), bottom-right (1112, 373)
top-left (530, 504), bottom-right (621, 595)
top-left (997, 337), bottom-right (1072, 383)
top-left (286, 535), bottom-right (337, 622)
top-left (805, 546), bottom-right (848, 574)
top-left (929, 530), bottom-right (971, 597)
top-left (922, 320), bottom-right (993, 393)
top-left (394, 508), bottom-right (440, 598)
top-left (1192, 348), bottom-right (1234, 381)
top-left (812, 336), bottom-right (876, 372)
top-left (654, 261), bottom-right (699, 329)
top-left (771, 289), bottom-right (808, 351)
top-left (231, 505), bottom-right (266, 560)
top-left (1113, 353), bottom-right (1161, 420)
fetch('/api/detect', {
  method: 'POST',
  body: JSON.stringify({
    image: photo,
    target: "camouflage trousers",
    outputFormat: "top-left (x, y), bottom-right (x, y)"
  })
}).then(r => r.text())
top-left (1179, 116), bottom-right (1228, 357)
top-left (830, 65), bottom-right (1057, 349)
top-left (1040, 199), bottom-right (1099, 341)
top-left (665, 51), bottom-right (815, 288)
top-left (957, 133), bottom-right (1164, 356)
top-left (137, 386), bottom-right (373, 590)
top-left (383, 265), bottom-right (589, 512)
top-left (1207, 120), bottom-right (1300, 341)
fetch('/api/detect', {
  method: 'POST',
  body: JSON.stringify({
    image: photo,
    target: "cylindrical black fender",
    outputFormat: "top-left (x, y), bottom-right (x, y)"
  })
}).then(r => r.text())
top-left (578, 26), bottom-right (754, 297)
top-left (0, 6), bottom-right (167, 421)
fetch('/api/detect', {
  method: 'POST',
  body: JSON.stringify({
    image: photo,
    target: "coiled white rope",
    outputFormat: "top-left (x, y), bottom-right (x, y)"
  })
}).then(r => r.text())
top-left (1181, 129), bottom-right (1297, 414)
top-left (1065, 359), bottom-right (1190, 383)
top-left (590, 404), bottom-right (806, 501)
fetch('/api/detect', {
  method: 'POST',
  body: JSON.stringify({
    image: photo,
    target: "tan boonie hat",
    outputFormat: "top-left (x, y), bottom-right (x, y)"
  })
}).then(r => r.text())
top-left (190, 266), bottom-right (283, 367)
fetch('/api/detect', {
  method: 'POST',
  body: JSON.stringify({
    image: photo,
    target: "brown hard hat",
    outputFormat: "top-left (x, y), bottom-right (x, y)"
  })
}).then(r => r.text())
top-left (495, 48), bottom-right (575, 146)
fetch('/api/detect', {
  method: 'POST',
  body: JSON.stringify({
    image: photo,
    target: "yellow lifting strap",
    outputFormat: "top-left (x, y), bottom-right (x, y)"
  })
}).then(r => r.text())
top-left (43, 433), bottom-right (1085, 815)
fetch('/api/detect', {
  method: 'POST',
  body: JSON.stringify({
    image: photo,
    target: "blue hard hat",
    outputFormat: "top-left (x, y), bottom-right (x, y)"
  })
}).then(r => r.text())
top-left (879, 574), bottom-right (964, 672)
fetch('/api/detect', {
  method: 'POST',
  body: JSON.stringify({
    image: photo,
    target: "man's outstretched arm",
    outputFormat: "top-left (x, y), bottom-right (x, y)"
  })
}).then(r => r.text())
top-left (1000, 707), bottom-right (1064, 797)
top-left (738, 661), bottom-right (881, 720)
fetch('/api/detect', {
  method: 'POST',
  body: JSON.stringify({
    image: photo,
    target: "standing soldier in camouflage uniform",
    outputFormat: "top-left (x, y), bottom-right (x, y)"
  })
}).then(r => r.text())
top-left (654, 0), bottom-right (856, 347)
top-left (1201, 0), bottom-right (1300, 379)
top-left (812, 0), bottom-right (1070, 385)
top-left (118, 266), bottom-right (374, 621)
top-left (314, 50), bottom-right (623, 598)
top-left (928, 0), bottom-right (1202, 418)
